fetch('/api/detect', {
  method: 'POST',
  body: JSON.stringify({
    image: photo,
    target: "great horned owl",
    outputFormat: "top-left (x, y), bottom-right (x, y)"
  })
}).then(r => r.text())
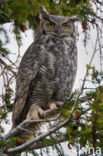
top-left (12, 6), bottom-right (78, 141)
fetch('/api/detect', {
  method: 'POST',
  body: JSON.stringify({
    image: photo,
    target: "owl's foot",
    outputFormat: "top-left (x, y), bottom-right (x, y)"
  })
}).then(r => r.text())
top-left (27, 104), bottom-right (46, 119)
top-left (48, 101), bottom-right (64, 111)
top-left (56, 101), bottom-right (64, 106)
top-left (49, 102), bottom-right (57, 111)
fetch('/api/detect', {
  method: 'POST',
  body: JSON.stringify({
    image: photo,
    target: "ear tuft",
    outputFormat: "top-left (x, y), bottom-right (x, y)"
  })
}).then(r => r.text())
top-left (68, 16), bottom-right (81, 22)
top-left (40, 6), bottom-right (50, 19)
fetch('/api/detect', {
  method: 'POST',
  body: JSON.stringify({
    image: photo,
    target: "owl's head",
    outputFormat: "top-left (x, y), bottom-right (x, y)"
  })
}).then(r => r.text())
top-left (39, 6), bottom-right (79, 38)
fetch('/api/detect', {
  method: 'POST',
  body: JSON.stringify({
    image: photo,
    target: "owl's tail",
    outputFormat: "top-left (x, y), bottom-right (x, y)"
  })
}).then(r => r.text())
top-left (11, 121), bottom-right (43, 142)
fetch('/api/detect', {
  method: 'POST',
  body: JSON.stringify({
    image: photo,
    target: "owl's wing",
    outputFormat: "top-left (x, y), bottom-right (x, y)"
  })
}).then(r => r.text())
top-left (12, 43), bottom-right (41, 127)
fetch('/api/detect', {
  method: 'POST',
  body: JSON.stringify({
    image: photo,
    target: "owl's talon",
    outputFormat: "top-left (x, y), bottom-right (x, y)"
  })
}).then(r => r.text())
top-left (56, 101), bottom-right (64, 106)
top-left (49, 102), bottom-right (57, 111)
top-left (27, 104), bottom-right (45, 120)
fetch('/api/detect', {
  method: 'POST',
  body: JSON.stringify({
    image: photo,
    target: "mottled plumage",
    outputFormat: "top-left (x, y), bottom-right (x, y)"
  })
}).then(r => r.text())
top-left (12, 6), bottom-right (78, 141)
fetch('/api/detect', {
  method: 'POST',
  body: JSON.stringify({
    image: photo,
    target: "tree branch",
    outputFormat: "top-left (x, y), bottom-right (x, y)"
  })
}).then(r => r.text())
top-left (0, 95), bottom-right (93, 142)
top-left (5, 117), bottom-right (73, 153)
top-left (5, 97), bottom-right (93, 153)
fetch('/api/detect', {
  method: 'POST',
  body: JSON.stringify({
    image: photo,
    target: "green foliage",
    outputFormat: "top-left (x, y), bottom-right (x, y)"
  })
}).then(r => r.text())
top-left (0, 41), bottom-right (9, 55)
top-left (0, 87), bottom-right (13, 122)
top-left (3, 87), bottom-right (13, 112)
top-left (64, 68), bottom-right (103, 153)
top-left (87, 65), bottom-right (103, 84)
top-left (42, 138), bottom-right (54, 146)
top-left (0, 137), bottom-right (20, 150)
top-left (0, 0), bottom-right (97, 44)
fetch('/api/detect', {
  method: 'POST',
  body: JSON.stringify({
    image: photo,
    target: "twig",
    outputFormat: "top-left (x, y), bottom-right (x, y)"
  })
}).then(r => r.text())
top-left (96, 0), bottom-right (103, 5)
top-left (77, 96), bottom-right (93, 103)
top-left (27, 117), bottom-right (58, 123)
top-left (95, 15), bottom-right (103, 22)
top-left (0, 58), bottom-right (16, 77)
top-left (18, 127), bottom-right (33, 135)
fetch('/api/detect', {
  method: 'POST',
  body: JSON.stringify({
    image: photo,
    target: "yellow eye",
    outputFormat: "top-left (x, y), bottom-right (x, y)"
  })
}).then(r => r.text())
top-left (48, 22), bottom-right (55, 28)
top-left (62, 23), bottom-right (68, 29)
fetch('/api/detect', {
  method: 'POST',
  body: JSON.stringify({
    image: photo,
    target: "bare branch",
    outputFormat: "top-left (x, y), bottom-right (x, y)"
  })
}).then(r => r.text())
top-left (95, 15), bottom-right (103, 22)
top-left (0, 58), bottom-right (16, 77)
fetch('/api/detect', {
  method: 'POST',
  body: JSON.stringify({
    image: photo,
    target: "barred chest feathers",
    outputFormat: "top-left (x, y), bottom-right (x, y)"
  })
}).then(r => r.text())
top-left (39, 35), bottom-right (77, 78)
top-left (34, 35), bottom-right (77, 103)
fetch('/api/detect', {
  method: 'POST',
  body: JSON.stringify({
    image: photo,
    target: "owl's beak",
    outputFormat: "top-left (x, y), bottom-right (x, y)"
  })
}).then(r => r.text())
top-left (56, 27), bottom-right (61, 35)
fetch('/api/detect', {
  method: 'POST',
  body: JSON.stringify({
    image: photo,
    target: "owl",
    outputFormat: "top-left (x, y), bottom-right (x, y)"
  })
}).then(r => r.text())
top-left (12, 6), bottom-right (78, 141)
